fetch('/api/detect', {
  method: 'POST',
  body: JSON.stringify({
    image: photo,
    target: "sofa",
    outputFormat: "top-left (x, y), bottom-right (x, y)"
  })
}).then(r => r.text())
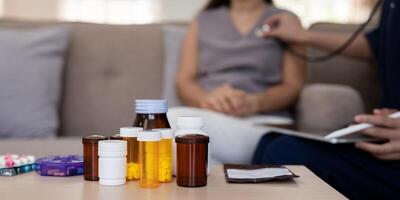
top-left (0, 20), bottom-right (381, 137)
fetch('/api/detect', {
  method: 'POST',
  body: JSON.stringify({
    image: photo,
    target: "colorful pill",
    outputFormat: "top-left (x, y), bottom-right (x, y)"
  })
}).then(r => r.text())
top-left (0, 160), bottom-right (5, 168)
top-left (13, 159), bottom-right (21, 167)
top-left (27, 156), bottom-right (35, 164)
top-left (20, 157), bottom-right (28, 165)
top-left (5, 159), bottom-right (14, 167)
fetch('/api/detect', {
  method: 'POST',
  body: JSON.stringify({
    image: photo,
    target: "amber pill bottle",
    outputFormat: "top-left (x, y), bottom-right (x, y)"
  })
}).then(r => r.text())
top-left (82, 135), bottom-right (107, 181)
top-left (175, 117), bottom-right (210, 187)
top-left (133, 99), bottom-right (170, 130)
top-left (120, 127), bottom-right (142, 181)
top-left (109, 134), bottom-right (123, 140)
top-left (138, 130), bottom-right (161, 189)
top-left (153, 128), bottom-right (174, 183)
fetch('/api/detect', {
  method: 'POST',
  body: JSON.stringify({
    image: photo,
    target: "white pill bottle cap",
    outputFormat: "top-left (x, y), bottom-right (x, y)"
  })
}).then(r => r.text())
top-left (175, 117), bottom-right (207, 136)
top-left (173, 116), bottom-right (210, 176)
top-left (137, 130), bottom-right (161, 141)
top-left (120, 127), bottom-right (143, 138)
top-left (135, 99), bottom-right (168, 114)
top-left (152, 128), bottom-right (174, 139)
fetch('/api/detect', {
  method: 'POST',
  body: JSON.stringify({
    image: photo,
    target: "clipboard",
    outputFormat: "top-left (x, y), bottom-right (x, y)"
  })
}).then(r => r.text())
top-left (223, 164), bottom-right (299, 183)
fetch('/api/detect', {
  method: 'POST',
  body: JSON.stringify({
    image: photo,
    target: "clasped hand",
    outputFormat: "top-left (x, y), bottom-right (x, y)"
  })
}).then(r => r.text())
top-left (200, 84), bottom-right (259, 117)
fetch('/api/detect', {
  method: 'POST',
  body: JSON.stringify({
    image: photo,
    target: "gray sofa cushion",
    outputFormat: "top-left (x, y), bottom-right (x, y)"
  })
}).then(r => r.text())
top-left (0, 26), bottom-right (71, 138)
top-left (297, 84), bottom-right (365, 133)
top-left (162, 25), bottom-right (187, 107)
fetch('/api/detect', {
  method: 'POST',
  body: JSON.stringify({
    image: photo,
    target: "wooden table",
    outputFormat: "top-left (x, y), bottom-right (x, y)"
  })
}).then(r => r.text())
top-left (0, 138), bottom-right (347, 200)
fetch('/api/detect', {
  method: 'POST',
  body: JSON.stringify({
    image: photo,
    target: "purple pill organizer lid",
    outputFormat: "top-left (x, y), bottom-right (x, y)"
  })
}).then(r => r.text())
top-left (35, 155), bottom-right (84, 177)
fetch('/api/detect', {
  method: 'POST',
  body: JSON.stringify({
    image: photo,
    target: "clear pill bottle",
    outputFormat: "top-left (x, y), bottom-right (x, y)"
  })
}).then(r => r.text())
top-left (133, 99), bottom-right (171, 130)
top-left (175, 117), bottom-right (210, 187)
top-left (153, 128), bottom-right (174, 183)
top-left (82, 135), bottom-right (107, 181)
top-left (98, 140), bottom-right (127, 186)
top-left (120, 127), bottom-right (142, 181)
top-left (138, 130), bottom-right (161, 188)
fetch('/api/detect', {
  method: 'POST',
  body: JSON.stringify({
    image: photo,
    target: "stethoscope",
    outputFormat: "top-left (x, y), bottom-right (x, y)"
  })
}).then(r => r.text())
top-left (257, 0), bottom-right (384, 62)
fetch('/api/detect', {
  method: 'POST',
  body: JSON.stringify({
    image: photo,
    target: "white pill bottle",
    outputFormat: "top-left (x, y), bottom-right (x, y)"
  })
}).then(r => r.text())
top-left (98, 140), bottom-right (127, 186)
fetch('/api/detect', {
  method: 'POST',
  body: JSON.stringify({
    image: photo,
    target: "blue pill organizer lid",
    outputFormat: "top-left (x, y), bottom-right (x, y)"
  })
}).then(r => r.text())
top-left (35, 155), bottom-right (84, 177)
top-left (135, 99), bottom-right (168, 114)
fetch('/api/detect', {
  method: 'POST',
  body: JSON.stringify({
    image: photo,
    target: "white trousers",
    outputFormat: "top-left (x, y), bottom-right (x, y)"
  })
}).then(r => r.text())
top-left (168, 107), bottom-right (285, 164)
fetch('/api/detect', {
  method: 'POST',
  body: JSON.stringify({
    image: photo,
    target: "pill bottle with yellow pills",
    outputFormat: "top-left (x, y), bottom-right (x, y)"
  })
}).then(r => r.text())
top-left (153, 128), bottom-right (174, 183)
top-left (120, 127), bottom-right (142, 181)
top-left (138, 130), bottom-right (161, 188)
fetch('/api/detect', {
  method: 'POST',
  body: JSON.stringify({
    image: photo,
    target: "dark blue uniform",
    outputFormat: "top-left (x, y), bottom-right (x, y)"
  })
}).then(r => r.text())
top-left (253, 1), bottom-right (400, 199)
top-left (366, 0), bottom-right (400, 109)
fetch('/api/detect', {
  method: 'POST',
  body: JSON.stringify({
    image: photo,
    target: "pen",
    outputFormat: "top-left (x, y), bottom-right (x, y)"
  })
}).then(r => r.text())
top-left (325, 111), bottom-right (400, 139)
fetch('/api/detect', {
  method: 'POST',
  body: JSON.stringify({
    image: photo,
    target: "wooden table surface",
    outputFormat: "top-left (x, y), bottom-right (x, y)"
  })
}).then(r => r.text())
top-left (0, 138), bottom-right (347, 200)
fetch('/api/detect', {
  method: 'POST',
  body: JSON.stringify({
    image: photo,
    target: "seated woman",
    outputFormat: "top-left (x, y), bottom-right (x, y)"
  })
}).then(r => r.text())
top-left (168, 0), bottom-right (305, 164)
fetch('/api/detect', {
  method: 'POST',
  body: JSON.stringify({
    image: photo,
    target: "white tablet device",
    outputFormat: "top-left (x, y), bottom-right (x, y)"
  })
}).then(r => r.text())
top-left (266, 126), bottom-right (382, 144)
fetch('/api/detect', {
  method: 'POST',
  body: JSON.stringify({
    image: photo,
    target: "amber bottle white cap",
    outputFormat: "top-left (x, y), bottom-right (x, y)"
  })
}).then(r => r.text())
top-left (135, 99), bottom-right (168, 114)
top-left (153, 128), bottom-right (174, 139)
top-left (138, 130), bottom-right (161, 141)
top-left (120, 127), bottom-right (143, 138)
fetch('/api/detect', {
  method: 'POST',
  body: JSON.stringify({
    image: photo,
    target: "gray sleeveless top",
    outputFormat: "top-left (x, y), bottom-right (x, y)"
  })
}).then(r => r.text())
top-left (197, 7), bottom-right (284, 94)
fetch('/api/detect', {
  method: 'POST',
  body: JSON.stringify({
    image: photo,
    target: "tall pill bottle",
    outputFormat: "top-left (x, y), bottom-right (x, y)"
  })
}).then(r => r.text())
top-left (82, 135), bottom-right (107, 181)
top-left (98, 140), bottom-right (127, 186)
top-left (138, 130), bottom-right (161, 188)
top-left (175, 117), bottom-right (210, 187)
top-left (120, 127), bottom-right (142, 181)
top-left (133, 99), bottom-right (170, 130)
top-left (153, 128), bottom-right (174, 183)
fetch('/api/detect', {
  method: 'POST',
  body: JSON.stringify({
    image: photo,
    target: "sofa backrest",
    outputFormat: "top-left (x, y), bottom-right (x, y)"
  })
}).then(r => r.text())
top-left (60, 23), bottom-right (165, 137)
top-left (307, 23), bottom-right (381, 112)
top-left (0, 20), bottom-right (165, 137)
top-left (0, 20), bottom-right (381, 137)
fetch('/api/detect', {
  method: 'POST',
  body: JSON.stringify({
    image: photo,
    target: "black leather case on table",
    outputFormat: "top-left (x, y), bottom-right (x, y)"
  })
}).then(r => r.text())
top-left (223, 164), bottom-right (299, 183)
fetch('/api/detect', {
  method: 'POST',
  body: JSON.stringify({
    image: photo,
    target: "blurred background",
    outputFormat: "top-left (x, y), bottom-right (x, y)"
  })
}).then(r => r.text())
top-left (0, 0), bottom-right (377, 26)
top-left (0, 0), bottom-right (382, 139)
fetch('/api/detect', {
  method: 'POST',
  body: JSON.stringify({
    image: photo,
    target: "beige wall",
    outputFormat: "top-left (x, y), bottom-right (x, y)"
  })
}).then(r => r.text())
top-left (0, 0), bottom-right (3, 17)
top-left (3, 0), bottom-right (58, 20)
top-left (161, 0), bottom-right (207, 22)
top-left (0, 0), bottom-right (376, 25)
top-left (0, 0), bottom-right (206, 22)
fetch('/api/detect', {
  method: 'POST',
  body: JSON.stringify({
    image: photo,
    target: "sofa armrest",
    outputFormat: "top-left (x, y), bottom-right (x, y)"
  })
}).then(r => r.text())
top-left (296, 84), bottom-right (365, 133)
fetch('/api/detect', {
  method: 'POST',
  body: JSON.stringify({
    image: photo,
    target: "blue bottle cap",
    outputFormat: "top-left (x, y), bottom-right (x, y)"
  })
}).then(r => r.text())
top-left (135, 99), bottom-right (168, 114)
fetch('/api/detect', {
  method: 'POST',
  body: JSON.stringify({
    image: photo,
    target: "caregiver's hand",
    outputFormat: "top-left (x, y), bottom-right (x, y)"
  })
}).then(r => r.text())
top-left (200, 84), bottom-right (246, 116)
top-left (355, 109), bottom-right (400, 160)
top-left (263, 12), bottom-right (307, 44)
